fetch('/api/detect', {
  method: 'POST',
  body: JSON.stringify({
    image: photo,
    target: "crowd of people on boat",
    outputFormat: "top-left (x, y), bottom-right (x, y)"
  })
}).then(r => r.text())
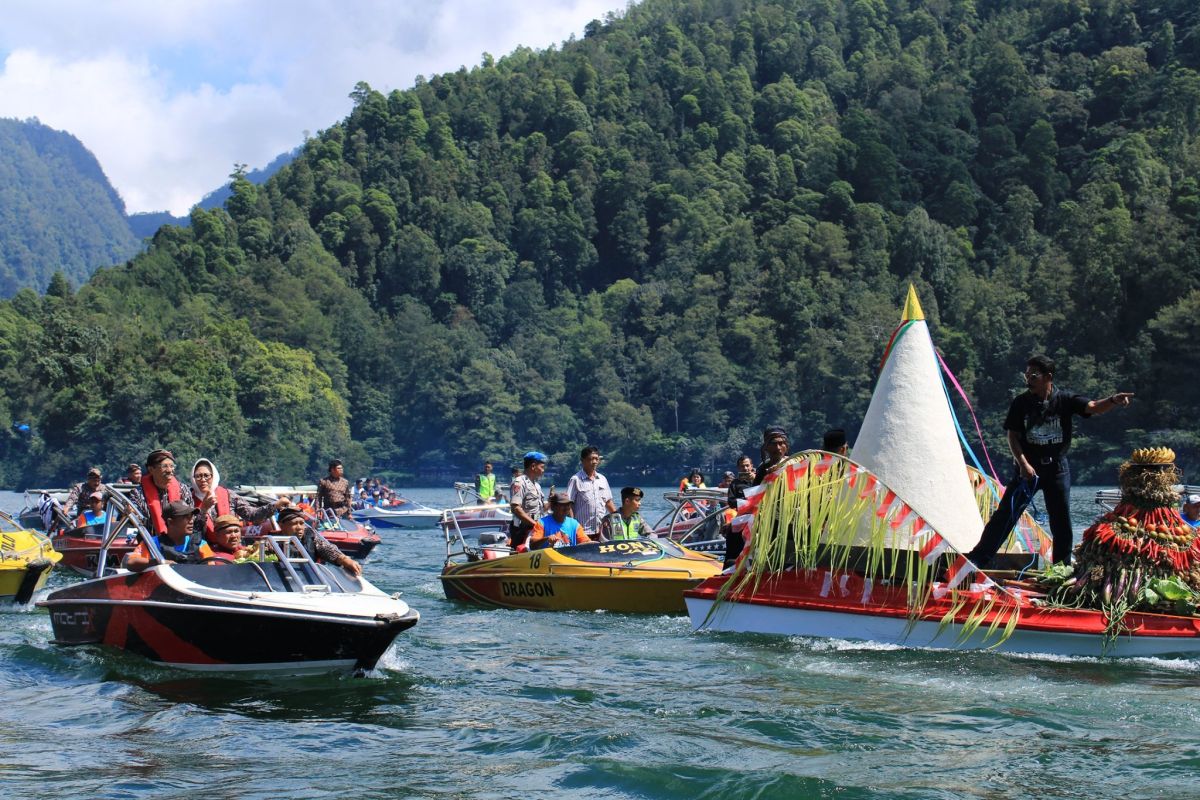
top-left (57, 450), bottom-right (363, 577)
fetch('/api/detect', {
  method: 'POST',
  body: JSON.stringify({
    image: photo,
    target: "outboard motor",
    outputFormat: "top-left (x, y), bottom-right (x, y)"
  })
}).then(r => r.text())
top-left (477, 531), bottom-right (509, 560)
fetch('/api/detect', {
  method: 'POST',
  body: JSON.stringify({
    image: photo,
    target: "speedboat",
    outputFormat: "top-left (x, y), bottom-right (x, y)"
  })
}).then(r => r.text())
top-left (237, 487), bottom-right (381, 560)
top-left (352, 499), bottom-right (443, 529)
top-left (649, 487), bottom-right (730, 555)
top-left (40, 490), bottom-right (418, 672)
top-left (0, 511), bottom-right (62, 603)
top-left (440, 521), bottom-right (722, 613)
top-left (27, 487), bottom-right (139, 576)
top-left (438, 482), bottom-right (512, 536)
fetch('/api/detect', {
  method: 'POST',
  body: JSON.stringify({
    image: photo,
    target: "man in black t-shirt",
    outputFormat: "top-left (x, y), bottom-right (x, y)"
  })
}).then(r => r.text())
top-left (967, 355), bottom-right (1133, 568)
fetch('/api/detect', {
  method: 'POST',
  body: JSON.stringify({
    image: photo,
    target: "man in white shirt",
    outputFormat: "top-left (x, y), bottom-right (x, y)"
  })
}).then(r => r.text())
top-left (567, 445), bottom-right (616, 538)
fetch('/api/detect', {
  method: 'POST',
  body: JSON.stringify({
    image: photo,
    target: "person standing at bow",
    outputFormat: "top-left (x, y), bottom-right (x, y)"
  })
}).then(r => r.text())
top-left (567, 446), bottom-right (616, 539)
top-left (317, 459), bottom-right (353, 518)
top-left (475, 461), bottom-right (500, 503)
top-left (967, 355), bottom-right (1133, 567)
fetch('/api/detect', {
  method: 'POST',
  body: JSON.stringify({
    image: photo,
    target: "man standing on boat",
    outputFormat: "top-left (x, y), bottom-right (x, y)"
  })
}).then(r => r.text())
top-left (567, 446), bottom-right (616, 539)
top-left (317, 459), bottom-right (352, 518)
top-left (64, 467), bottom-right (107, 519)
top-left (967, 355), bottom-right (1133, 568)
top-left (510, 451), bottom-right (547, 549)
top-left (475, 461), bottom-right (499, 503)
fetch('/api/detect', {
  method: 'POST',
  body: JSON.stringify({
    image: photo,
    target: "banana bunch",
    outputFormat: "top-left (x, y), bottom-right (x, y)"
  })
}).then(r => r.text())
top-left (1130, 446), bottom-right (1176, 465)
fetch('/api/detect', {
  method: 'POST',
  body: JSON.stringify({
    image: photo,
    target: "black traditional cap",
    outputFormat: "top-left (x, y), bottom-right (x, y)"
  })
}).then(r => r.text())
top-left (328, 459), bottom-right (343, 469)
top-left (822, 428), bottom-right (847, 451)
top-left (763, 426), bottom-right (789, 442)
top-left (621, 486), bottom-right (644, 500)
top-left (86, 466), bottom-right (102, 478)
top-left (146, 449), bottom-right (174, 467)
top-left (162, 499), bottom-right (193, 520)
top-left (277, 506), bottom-right (306, 524)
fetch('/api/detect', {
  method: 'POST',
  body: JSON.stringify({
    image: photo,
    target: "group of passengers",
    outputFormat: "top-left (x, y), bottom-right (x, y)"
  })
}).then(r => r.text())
top-left (504, 446), bottom-right (648, 551)
top-left (67, 449), bottom-right (363, 577)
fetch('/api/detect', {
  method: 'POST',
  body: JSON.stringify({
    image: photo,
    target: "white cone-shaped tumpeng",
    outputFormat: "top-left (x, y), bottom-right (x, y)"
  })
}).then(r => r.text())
top-left (850, 286), bottom-right (984, 552)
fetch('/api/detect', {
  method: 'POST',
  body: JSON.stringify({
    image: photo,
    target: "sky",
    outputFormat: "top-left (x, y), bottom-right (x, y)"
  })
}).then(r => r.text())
top-left (0, 0), bottom-right (626, 215)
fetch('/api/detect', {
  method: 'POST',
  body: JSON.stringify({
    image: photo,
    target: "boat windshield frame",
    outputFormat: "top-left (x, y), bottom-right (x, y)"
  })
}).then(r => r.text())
top-left (650, 487), bottom-right (730, 547)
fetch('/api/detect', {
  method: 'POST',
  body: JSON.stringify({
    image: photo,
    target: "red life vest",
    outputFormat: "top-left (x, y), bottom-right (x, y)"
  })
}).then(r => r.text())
top-left (200, 486), bottom-right (232, 535)
top-left (140, 473), bottom-right (182, 534)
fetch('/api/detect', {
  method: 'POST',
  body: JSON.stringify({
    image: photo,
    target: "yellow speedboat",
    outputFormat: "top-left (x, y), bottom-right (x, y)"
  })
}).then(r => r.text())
top-left (440, 537), bottom-right (722, 613)
top-left (0, 511), bottom-right (61, 603)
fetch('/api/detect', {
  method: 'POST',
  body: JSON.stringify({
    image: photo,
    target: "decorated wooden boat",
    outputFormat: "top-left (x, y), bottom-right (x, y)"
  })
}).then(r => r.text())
top-left (684, 287), bottom-right (1193, 658)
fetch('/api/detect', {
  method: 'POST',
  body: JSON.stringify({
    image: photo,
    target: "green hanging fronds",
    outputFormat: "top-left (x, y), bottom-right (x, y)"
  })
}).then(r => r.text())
top-left (708, 451), bottom-right (1023, 649)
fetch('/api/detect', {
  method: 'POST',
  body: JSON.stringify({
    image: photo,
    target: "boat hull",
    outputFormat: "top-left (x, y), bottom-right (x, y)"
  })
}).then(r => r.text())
top-left (441, 539), bottom-right (721, 614)
top-left (53, 530), bottom-right (136, 576)
top-left (352, 509), bottom-right (442, 529)
top-left (41, 565), bottom-right (418, 672)
top-left (685, 572), bottom-right (1200, 658)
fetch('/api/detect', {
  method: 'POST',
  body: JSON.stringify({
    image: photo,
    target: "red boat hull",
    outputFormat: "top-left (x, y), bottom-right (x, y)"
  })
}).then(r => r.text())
top-left (686, 571), bottom-right (1200, 657)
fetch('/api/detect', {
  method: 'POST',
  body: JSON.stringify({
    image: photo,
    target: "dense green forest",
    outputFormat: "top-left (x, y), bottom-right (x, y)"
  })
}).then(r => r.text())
top-left (0, 119), bottom-right (140, 295)
top-left (3, 0), bottom-right (1200, 488)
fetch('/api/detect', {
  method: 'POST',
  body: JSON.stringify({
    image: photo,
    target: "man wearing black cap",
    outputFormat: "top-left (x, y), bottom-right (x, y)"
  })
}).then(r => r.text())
top-left (601, 487), bottom-right (646, 541)
top-left (64, 467), bottom-right (107, 519)
top-left (756, 426), bottom-right (790, 485)
top-left (126, 499), bottom-right (214, 572)
top-left (123, 463), bottom-right (142, 485)
top-left (277, 505), bottom-right (362, 576)
top-left (131, 449), bottom-right (195, 535)
top-left (317, 460), bottom-right (353, 518)
top-left (822, 428), bottom-right (848, 456)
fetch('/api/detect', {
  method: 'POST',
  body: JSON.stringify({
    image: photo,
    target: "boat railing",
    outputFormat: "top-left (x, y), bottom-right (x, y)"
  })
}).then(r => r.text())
top-left (259, 534), bottom-right (341, 593)
top-left (93, 486), bottom-right (154, 577)
top-left (650, 488), bottom-right (730, 548)
top-left (544, 561), bottom-right (710, 578)
top-left (453, 481), bottom-right (510, 506)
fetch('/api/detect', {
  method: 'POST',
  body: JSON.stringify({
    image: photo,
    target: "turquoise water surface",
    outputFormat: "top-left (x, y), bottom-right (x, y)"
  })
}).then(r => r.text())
top-left (1, 487), bottom-right (1197, 799)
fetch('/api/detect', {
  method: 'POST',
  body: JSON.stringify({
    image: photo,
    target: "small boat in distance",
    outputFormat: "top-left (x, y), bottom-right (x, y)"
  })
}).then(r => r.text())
top-left (40, 486), bottom-right (418, 672)
top-left (352, 499), bottom-right (443, 529)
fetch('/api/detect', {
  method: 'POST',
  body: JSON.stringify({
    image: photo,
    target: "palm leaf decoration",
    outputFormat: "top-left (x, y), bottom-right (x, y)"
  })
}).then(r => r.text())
top-left (706, 450), bottom-right (1023, 648)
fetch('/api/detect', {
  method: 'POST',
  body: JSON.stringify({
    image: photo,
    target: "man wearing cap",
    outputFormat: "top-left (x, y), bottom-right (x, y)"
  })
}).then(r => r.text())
top-left (317, 460), bottom-right (353, 518)
top-left (123, 463), bottom-right (142, 485)
top-left (822, 428), bottom-right (848, 456)
top-left (1183, 495), bottom-right (1200, 528)
top-left (601, 487), bottom-right (646, 541)
top-left (567, 446), bottom-right (616, 538)
top-left (64, 467), bottom-right (107, 519)
top-left (76, 492), bottom-right (107, 528)
top-left (276, 505), bottom-right (362, 576)
top-left (510, 451), bottom-right (547, 548)
top-left (126, 499), bottom-right (214, 572)
top-left (132, 449), bottom-right (195, 536)
top-left (756, 427), bottom-right (790, 485)
top-left (207, 514), bottom-right (250, 561)
top-left (530, 492), bottom-right (589, 549)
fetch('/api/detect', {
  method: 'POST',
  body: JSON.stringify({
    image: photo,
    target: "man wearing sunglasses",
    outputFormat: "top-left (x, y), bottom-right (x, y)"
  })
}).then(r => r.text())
top-left (967, 354), bottom-right (1133, 569)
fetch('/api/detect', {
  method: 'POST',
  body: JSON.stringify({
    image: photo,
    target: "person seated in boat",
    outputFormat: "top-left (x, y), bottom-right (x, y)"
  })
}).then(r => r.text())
top-left (126, 500), bottom-right (214, 572)
top-left (1183, 494), bottom-right (1200, 528)
top-left (317, 459), bottom-right (353, 518)
top-left (822, 428), bottom-right (848, 456)
top-left (132, 449), bottom-right (195, 537)
top-left (717, 471), bottom-right (735, 489)
top-left (206, 514), bottom-right (251, 561)
top-left (510, 451), bottom-right (547, 549)
top-left (601, 487), bottom-right (646, 541)
top-left (276, 505), bottom-right (362, 576)
top-left (191, 458), bottom-right (288, 540)
top-left (967, 355), bottom-right (1133, 568)
top-left (64, 467), bottom-right (107, 519)
top-left (75, 492), bottom-right (108, 528)
top-left (122, 463), bottom-right (142, 485)
top-left (530, 493), bottom-right (590, 549)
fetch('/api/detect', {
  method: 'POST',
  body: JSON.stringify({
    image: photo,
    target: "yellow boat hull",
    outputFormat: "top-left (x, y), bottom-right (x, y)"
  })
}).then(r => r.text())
top-left (441, 538), bottom-right (722, 614)
top-left (0, 529), bottom-right (62, 603)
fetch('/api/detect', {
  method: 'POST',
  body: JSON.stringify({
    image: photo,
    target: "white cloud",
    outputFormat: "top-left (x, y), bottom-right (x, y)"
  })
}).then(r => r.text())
top-left (0, 1), bottom-right (627, 214)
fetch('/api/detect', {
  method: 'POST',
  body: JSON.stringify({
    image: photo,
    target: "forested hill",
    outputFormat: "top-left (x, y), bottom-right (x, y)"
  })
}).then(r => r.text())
top-left (2, 0), bottom-right (1200, 489)
top-left (0, 118), bottom-right (140, 294)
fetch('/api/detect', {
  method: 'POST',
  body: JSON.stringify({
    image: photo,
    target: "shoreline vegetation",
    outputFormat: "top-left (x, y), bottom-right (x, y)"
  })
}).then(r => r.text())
top-left (1, 0), bottom-right (1198, 488)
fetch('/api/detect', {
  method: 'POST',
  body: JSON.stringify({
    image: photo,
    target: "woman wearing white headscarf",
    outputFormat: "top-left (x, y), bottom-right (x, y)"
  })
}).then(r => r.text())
top-left (191, 458), bottom-right (288, 537)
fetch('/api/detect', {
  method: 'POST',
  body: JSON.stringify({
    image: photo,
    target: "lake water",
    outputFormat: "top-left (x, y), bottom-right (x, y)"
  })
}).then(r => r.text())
top-left (1, 486), bottom-right (1198, 799)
